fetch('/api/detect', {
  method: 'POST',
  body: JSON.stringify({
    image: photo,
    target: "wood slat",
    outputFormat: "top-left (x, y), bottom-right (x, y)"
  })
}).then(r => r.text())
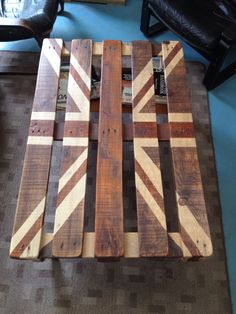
top-left (62, 42), bottom-right (162, 58)
top-left (54, 122), bottom-right (171, 142)
top-left (162, 41), bottom-right (213, 257)
top-left (10, 39), bottom-right (63, 259)
top-left (52, 39), bottom-right (92, 257)
top-left (95, 40), bottom-right (124, 258)
top-left (132, 41), bottom-right (168, 257)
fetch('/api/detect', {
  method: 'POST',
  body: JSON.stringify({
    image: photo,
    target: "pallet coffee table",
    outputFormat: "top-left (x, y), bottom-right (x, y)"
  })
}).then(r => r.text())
top-left (10, 39), bottom-right (213, 261)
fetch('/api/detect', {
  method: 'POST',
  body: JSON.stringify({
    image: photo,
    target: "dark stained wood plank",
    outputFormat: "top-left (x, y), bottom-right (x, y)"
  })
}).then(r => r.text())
top-left (54, 121), bottom-right (171, 142)
top-left (132, 41), bottom-right (168, 257)
top-left (95, 40), bottom-right (124, 258)
top-left (162, 41), bottom-right (213, 257)
top-left (10, 39), bottom-right (63, 259)
top-left (52, 39), bottom-right (92, 257)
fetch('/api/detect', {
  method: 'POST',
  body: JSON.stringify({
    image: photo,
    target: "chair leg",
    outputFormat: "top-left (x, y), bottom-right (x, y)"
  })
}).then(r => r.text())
top-left (203, 60), bottom-right (223, 90)
top-left (203, 43), bottom-right (233, 90)
top-left (140, 0), bottom-right (167, 36)
top-left (140, 0), bottom-right (151, 35)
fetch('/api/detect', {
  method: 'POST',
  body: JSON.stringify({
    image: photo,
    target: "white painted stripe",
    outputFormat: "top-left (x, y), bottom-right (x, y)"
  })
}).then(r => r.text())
top-left (162, 41), bottom-right (179, 63)
top-left (10, 197), bottom-right (45, 254)
top-left (135, 173), bottom-right (167, 230)
top-left (27, 136), bottom-right (53, 146)
top-left (169, 232), bottom-right (192, 257)
top-left (70, 54), bottom-right (91, 90)
top-left (168, 113), bottom-right (193, 123)
top-left (132, 59), bottom-right (153, 99)
top-left (165, 49), bottom-right (183, 78)
top-left (63, 137), bottom-right (88, 147)
top-left (31, 112), bottom-right (56, 121)
top-left (133, 84), bottom-right (156, 122)
top-left (20, 229), bottom-right (42, 259)
top-left (65, 112), bottom-right (90, 122)
top-left (177, 192), bottom-right (213, 257)
top-left (134, 138), bottom-right (163, 197)
top-left (54, 174), bottom-right (87, 234)
top-left (43, 41), bottom-right (61, 76)
top-left (170, 138), bottom-right (196, 147)
top-left (58, 147), bottom-right (88, 192)
top-left (68, 73), bottom-right (90, 119)
top-left (40, 232), bottom-right (53, 251)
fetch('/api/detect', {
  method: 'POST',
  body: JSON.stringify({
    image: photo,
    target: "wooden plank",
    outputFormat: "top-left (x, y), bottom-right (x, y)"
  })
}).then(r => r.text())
top-left (10, 39), bottom-right (62, 259)
top-left (95, 40), bottom-right (124, 258)
top-left (39, 232), bottom-right (186, 259)
top-left (62, 42), bottom-right (162, 58)
top-left (132, 41), bottom-right (168, 257)
top-left (162, 41), bottom-right (213, 257)
top-left (52, 40), bottom-right (92, 257)
top-left (54, 121), bottom-right (170, 142)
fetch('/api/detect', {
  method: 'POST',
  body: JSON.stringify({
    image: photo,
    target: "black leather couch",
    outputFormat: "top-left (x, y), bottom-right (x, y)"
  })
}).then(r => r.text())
top-left (141, 0), bottom-right (236, 90)
top-left (0, 0), bottom-right (64, 46)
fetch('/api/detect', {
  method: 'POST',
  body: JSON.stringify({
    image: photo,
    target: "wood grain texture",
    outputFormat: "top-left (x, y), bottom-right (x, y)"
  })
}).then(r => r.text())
top-left (52, 39), bottom-right (92, 257)
top-left (162, 41), bottom-right (213, 257)
top-left (10, 39), bottom-right (62, 259)
top-left (95, 40), bottom-right (124, 258)
top-left (132, 41), bottom-right (168, 257)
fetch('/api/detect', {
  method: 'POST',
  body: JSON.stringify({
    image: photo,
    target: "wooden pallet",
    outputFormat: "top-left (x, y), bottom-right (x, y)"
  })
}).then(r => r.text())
top-left (10, 39), bottom-right (213, 261)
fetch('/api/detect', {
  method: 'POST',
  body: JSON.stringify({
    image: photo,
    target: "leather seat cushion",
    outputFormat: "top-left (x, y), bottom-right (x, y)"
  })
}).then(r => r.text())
top-left (149, 0), bottom-right (236, 53)
top-left (0, 0), bottom-right (60, 34)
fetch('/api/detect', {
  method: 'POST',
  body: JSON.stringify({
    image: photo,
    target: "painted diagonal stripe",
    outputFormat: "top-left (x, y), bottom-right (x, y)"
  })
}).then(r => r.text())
top-left (168, 113), bottom-right (193, 123)
top-left (27, 136), bottom-right (53, 145)
top-left (20, 229), bottom-right (42, 259)
top-left (67, 73), bottom-right (90, 118)
top-left (31, 112), bottom-right (56, 121)
top-left (134, 138), bottom-right (163, 197)
top-left (169, 232), bottom-right (191, 257)
top-left (132, 59), bottom-right (153, 99)
top-left (70, 54), bottom-right (91, 89)
top-left (165, 49), bottom-right (183, 78)
top-left (162, 41), bottom-right (179, 66)
top-left (54, 174), bottom-right (87, 234)
top-left (135, 173), bottom-right (167, 230)
top-left (43, 41), bottom-right (61, 76)
top-left (58, 148), bottom-right (88, 193)
top-left (10, 197), bottom-right (45, 254)
top-left (177, 192), bottom-right (213, 256)
top-left (133, 85), bottom-right (156, 122)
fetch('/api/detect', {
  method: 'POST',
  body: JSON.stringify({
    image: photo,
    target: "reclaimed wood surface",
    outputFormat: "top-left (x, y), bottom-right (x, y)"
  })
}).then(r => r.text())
top-left (10, 39), bottom-right (212, 261)
top-left (10, 39), bottom-right (62, 259)
top-left (52, 40), bottom-right (92, 257)
top-left (132, 41), bottom-right (168, 257)
top-left (95, 40), bottom-right (124, 258)
top-left (162, 41), bottom-right (213, 257)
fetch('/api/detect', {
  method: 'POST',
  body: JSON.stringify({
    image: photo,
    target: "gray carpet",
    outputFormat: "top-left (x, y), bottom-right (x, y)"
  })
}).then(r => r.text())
top-left (0, 55), bottom-right (232, 314)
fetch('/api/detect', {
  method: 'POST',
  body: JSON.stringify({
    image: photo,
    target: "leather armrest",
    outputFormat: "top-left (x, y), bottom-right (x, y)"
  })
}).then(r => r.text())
top-left (0, 17), bottom-right (35, 35)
